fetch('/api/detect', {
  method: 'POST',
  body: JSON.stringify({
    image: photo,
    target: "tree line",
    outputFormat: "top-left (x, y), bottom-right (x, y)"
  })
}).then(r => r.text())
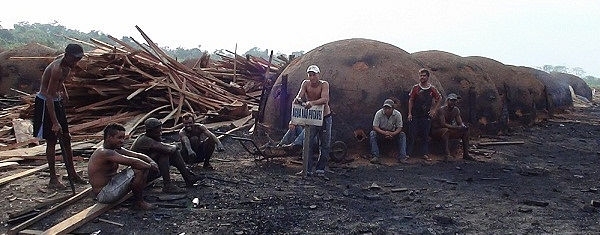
top-left (538, 65), bottom-right (600, 88)
top-left (1, 22), bottom-right (595, 87)
top-left (0, 22), bottom-right (303, 62)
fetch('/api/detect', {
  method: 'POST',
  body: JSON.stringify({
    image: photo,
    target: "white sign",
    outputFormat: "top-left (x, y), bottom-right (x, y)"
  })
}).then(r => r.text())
top-left (290, 103), bottom-right (324, 126)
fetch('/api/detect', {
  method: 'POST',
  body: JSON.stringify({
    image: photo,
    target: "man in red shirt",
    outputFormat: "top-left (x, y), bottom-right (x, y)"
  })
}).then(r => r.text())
top-left (407, 68), bottom-right (442, 161)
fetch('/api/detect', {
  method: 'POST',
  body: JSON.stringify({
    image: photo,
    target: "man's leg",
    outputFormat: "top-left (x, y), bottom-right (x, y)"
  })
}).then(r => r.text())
top-left (54, 101), bottom-right (85, 184)
top-left (45, 137), bottom-right (65, 189)
top-left (369, 130), bottom-right (381, 164)
top-left (152, 153), bottom-right (185, 193)
top-left (421, 118), bottom-right (432, 156)
top-left (170, 150), bottom-right (201, 187)
top-left (315, 116), bottom-right (332, 174)
top-left (131, 168), bottom-right (154, 210)
top-left (407, 120), bottom-right (416, 156)
top-left (199, 138), bottom-right (216, 169)
top-left (396, 132), bottom-right (408, 161)
top-left (58, 132), bottom-right (86, 184)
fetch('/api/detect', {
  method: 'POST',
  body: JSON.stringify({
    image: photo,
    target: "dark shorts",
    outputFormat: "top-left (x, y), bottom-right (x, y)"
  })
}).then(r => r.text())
top-left (32, 94), bottom-right (69, 140)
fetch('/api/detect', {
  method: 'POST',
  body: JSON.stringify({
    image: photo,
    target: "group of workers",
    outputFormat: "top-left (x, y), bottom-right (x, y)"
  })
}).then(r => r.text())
top-left (32, 43), bottom-right (472, 211)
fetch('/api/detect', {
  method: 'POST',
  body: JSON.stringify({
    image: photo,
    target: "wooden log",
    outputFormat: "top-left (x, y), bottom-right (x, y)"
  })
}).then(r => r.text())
top-left (0, 164), bottom-right (49, 186)
top-left (8, 187), bottom-right (92, 235)
top-left (478, 141), bottom-right (525, 146)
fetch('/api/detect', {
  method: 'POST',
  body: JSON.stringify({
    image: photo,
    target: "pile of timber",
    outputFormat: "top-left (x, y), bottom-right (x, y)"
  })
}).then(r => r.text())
top-left (0, 25), bottom-right (288, 147)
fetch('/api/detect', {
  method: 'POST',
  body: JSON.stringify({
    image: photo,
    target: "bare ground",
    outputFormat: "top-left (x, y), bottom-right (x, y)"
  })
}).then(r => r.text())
top-left (2, 103), bottom-right (600, 235)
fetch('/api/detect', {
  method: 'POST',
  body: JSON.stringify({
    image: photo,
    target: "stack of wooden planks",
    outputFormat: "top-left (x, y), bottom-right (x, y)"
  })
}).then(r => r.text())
top-left (0, 25), bottom-right (288, 148)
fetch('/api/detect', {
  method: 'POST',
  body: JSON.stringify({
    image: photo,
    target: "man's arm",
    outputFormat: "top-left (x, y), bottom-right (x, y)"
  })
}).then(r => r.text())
top-left (147, 138), bottom-right (178, 154)
top-left (407, 86), bottom-right (416, 121)
top-left (429, 87), bottom-right (442, 117)
top-left (111, 148), bottom-right (157, 171)
top-left (454, 108), bottom-right (466, 128)
top-left (294, 80), bottom-right (308, 104)
top-left (44, 65), bottom-right (63, 133)
top-left (179, 129), bottom-right (194, 153)
top-left (200, 124), bottom-right (225, 151)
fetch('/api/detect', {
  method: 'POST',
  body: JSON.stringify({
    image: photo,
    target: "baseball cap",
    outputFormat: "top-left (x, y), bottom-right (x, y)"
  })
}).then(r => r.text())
top-left (65, 44), bottom-right (84, 58)
top-left (382, 99), bottom-right (394, 108)
top-left (306, 65), bottom-right (320, 74)
top-left (446, 93), bottom-right (460, 100)
top-left (144, 118), bottom-right (162, 129)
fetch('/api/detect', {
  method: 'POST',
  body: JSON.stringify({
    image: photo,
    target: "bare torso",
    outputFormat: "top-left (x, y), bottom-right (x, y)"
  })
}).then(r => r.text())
top-left (39, 56), bottom-right (70, 98)
top-left (303, 80), bottom-right (331, 116)
top-left (88, 148), bottom-right (120, 194)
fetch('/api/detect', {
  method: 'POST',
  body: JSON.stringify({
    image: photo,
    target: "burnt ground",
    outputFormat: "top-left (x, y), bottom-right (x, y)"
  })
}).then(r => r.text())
top-left (2, 102), bottom-right (600, 234)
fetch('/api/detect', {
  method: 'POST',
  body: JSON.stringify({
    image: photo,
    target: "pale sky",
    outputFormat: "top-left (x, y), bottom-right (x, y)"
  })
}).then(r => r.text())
top-left (2, 0), bottom-right (599, 77)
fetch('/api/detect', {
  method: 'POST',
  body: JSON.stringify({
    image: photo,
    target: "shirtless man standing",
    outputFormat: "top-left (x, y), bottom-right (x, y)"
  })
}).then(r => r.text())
top-left (293, 65), bottom-right (332, 177)
top-left (88, 123), bottom-right (159, 210)
top-left (33, 44), bottom-right (86, 188)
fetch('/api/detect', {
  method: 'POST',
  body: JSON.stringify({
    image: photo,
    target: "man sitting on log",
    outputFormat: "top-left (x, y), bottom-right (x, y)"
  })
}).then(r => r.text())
top-left (430, 93), bottom-right (474, 161)
top-left (131, 118), bottom-right (201, 194)
top-left (88, 123), bottom-right (158, 210)
top-left (178, 113), bottom-right (225, 170)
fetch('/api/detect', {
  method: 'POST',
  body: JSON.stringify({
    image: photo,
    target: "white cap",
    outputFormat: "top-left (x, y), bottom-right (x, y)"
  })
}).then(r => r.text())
top-left (306, 65), bottom-right (320, 74)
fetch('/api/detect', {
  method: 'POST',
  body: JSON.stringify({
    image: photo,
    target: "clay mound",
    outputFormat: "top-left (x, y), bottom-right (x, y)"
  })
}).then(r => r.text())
top-left (550, 72), bottom-right (592, 101)
top-left (263, 38), bottom-right (427, 144)
top-left (412, 51), bottom-right (502, 134)
top-left (0, 43), bottom-right (59, 95)
top-left (512, 66), bottom-right (572, 114)
top-left (464, 56), bottom-right (539, 126)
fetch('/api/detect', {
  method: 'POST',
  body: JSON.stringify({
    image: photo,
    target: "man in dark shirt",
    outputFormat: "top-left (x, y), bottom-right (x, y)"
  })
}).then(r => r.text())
top-left (431, 93), bottom-right (474, 161)
top-left (178, 113), bottom-right (225, 170)
top-left (131, 118), bottom-right (201, 194)
top-left (407, 68), bottom-right (441, 161)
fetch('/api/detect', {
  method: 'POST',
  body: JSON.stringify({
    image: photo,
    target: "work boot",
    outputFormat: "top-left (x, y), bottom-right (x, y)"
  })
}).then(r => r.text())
top-left (398, 156), bottom-right (409, 164)
top-left (370, 156), bottom-right (381, 164)
top-left (163, 183), bottom-right (187, 194)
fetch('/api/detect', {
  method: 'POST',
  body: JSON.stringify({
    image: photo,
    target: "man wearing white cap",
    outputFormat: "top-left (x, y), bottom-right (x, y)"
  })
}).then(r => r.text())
top-left (369, 99), bottom-right (408, 164)
top-left (293, 64), bottom-right (332, 177)
top-left (431, 93), bottom-right (474, 161)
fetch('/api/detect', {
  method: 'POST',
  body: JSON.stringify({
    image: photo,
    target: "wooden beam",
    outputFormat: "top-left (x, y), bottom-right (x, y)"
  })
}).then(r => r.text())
top-left (0, 165), bottom-right (48, 186)
top-left (8, 187), bottom-right (92, 235)
top-left (478, 141), bottom-right (525, 146)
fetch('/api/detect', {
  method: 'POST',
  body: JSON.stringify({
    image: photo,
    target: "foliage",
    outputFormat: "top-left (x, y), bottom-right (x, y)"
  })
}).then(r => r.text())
top-left (0, 22), bottom-right (303, 63)
top-left (539, 64), bottom-right (599, 87)
top-left (0, 22), bottom-right (205, 61)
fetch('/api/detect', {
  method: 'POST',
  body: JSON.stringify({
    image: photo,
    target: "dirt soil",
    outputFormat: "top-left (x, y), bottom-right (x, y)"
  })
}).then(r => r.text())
top-left (2, 102), bottom-right (600, 234)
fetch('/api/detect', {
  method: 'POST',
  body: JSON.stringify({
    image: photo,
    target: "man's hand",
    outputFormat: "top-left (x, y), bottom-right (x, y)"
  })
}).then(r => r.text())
top-left (407, 114), bottom-right (413, 122)
top-left (188, 150), bottom-right (197, 159)
top-left (304, 101), bottom-right (313, 109)
top-left (51, 122), bottom-right (62, 134)
top-left (428, 109), bottom-right (437, 118)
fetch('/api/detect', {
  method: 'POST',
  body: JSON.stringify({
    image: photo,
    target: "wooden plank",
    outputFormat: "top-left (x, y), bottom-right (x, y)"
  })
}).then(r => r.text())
top-left (0, 157), bottom-right (24, 163)
top-left (478, 141), bottom-right (525, 146)
top-left (232, 114), bottom-right (253, 128)
top-left (0, 162), bottom-right (19, 170)
top-left (0, 165), bottom-right (48, 186)
top-left (74, 95), bottom-right (126, 113)
top-left (8, 187), bottom-right (92, 235)
top-left (41, 196), bottom-right (130, 235)
top-left (40, 178), bottom-right (159, 235)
